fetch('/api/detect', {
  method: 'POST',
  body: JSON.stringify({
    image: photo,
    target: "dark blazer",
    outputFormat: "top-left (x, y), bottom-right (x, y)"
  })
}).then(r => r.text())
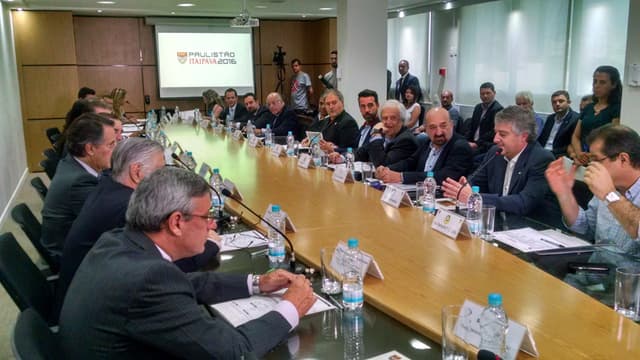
top-left (388, 133), bottom-right (473, 184)
top-left (267, 106), bottom-right (298, 137)
top-left (537, 108), bottom-right (580, 157)
top-left (57, 175), bottom-right (220, 320)
top-left (220, 103), bottom-right (250, 124)
top-left (394, 73), bottom-right (422, 102)
top-left (59, 228), bottom-right (291, 359)
top-left (308, 110), bottom-right (359, 151)
top-left (249, 105), bottom-right (271, 129)
top-left (465, 101), bottom-right (504, 154)
top-left (356, 120), bottom-right (380, 150)
top-left (471, 143), bottom-right (555, 216)
top-left (40, 154), bottom-right (99, 265)
top-left (355, 126), bottom-right (417, 167)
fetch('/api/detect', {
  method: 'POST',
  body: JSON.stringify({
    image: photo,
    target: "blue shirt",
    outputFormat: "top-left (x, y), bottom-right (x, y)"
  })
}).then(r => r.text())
top-left (569, 178), bottom-right (640, 256)
top-left (424, 143), bottom-right (444, 172)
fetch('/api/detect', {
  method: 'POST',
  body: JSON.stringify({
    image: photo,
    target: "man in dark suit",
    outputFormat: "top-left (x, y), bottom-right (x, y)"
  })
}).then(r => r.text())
top-left (215, 88), bottom-right (250, 125)
top-left (394, 60), bottom-right (422, 103)
top-left (537, 90), bottom-right (580, 158)
top-left (59, 167), bottom-right (315, 359)
top-left (443, 106), bottom-right (555, 216)
top-left (304, 88), bottom-right (359, 153)
top-left (354, 100), bottom-right (417, 167)
top-left (243, 92), bottom-right (270, 129)
top-left (465, 82), bottom-right (504, 156)
top-left (378, 107), bottom-right (472, 185)
top-left (41, 113), bottom-right (116, 268)
top-left (254, 92), bottom-right (298, 137)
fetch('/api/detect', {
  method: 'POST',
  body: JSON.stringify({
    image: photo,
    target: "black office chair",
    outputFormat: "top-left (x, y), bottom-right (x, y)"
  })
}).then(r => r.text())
top-left (42, 148), bottom-right (58, 162)
top-left (0, 233), bottom-right (55, 325)
top-left (45, 127), bottom-right (61, 147)
top-left (30, 177), bottom-right (48, 201)
top-left (40, 159), bottom-right (57, 180)
top-left (10, 204), bottom-right (58, 273)
top-left (12, 308), bottom-right (60, 360)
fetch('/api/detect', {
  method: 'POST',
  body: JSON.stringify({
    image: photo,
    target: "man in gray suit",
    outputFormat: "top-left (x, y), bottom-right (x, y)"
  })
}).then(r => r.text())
top-left (59, 167), bottom-right (315, 359)
top-left (40, 113), bottom-right (116, 269)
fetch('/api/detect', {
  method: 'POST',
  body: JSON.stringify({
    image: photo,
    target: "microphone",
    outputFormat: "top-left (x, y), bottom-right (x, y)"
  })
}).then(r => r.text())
top-left (477, 349), bottom-right (503, 360)
top-left (220, 188), bottom-right (300, 274)
top-left (317, 74), bottom-right (334, 89)
top-left (455, 147), bottom-right (503, 214)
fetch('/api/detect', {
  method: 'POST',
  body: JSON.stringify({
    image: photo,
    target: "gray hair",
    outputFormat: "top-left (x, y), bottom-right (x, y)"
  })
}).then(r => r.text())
top-left (324, 88), bottom-right (344, 104)
top-left (111, 138), bottom-right (164, 183)
top-left (495, 105), bottom-right (537, 143)
top-left (379, 99), bottom-right (407, 121)
top-left (126, 167), bottom-right (211, 232)
top-left (514, 90), bottom-right (534, 105)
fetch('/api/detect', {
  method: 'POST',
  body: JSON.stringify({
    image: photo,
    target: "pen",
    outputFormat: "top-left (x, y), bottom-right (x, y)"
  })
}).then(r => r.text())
top-left (539, 237), bottom-right (565, 248)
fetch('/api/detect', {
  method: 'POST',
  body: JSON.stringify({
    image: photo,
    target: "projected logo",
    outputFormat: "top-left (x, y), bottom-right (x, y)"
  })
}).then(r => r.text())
top-left (177, 52), bottom-right (188, 64)
top-left (177, 51), bottom-right (237, 65)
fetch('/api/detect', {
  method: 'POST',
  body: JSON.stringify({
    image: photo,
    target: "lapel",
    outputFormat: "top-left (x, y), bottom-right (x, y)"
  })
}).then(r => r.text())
top-left (433, 135), bottom-right (457, 170)
top-left (507, 143), bottom-right (534, 194)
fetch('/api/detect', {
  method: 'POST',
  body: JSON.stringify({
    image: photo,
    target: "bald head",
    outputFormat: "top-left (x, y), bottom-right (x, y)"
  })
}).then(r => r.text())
top-left (440, 90), bottom-right (454, 108)
top-left (266, 92), bottom-right (285, 115)
top-left (425, 107), bottom-right (453, 147)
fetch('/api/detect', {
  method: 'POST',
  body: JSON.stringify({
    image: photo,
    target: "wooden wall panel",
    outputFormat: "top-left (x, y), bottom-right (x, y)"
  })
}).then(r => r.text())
top-left (139, 19), bottom-right (156, 66)
top-left (12, 11), bottom-right (76, 65)
top-left (258, 21), bottom-right (308, 65)
top-left (141, 66), bottom-right (201, 112)
top-left (77, 66), bottom-right (145, 113)
top-left (22, 66), bottom-right (78, 119)
top-left (73, 17), bottom-right (141, 65)
top-left (24, 119), bottom-right (65, 170)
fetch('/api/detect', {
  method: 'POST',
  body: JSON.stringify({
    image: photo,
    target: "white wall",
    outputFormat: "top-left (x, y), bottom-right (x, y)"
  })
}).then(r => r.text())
top-left (620, 0), bottom-right (640, 131)
top-left (0, 4), bottom-right (28, 224)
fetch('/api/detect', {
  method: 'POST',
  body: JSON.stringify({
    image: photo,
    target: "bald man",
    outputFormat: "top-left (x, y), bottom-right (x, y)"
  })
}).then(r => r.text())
top-left (255, 92), bottom-right (298, 137)
top-left (377, 107), bottom-right (473, 185)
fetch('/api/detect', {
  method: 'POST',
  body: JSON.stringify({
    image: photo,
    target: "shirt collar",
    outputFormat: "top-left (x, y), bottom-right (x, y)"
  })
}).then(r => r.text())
top-left (555, 109), bottom-right (571, 122)
top-left (73, 156), bottom-right (99, 177)
top-left (504, 146), bottom-right (526, 164)
top-left (624, 176), bottom-right (640, 200)
top-left (154, 244), bottom-right (172, 261)
top-left (430, 140), bottom-right (448, 153)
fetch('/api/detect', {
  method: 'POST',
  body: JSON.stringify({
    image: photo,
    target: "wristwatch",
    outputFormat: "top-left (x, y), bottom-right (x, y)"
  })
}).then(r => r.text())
top-left (604, 191), bottom-right (621, 206)
top-left (252, 275), bottom-right (261, 294)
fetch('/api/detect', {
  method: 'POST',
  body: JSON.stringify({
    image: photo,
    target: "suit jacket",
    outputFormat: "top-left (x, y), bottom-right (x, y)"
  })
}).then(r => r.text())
top-left (267, 106), bottom-right (298, 137)
top-left (472, 143), bottom-right (554, 215)
top-left (356, 120), bottom-right (381, 150)
top-left (220, 103), bottom-right (250, 124)
top-left (59, 228), bottom-right (291, 359)
top-left (388, 133), bottom-right (473, 184)
top-left (394, 73), bottom-right (422, 103)
top-left (355, 126), bottom-right (417, 167)
top-left (56, 175), bottom-right (220, 320)
top-left (465, 101), bottom-right (504, 154)
top-left (249, 105), bottom-right (271, 129)
top-left (40, 154), bottom-right (99, 266)
top-left (537, 109), bottom-right (580, 157)
top-left (308, 110), bottom-right (360, 151)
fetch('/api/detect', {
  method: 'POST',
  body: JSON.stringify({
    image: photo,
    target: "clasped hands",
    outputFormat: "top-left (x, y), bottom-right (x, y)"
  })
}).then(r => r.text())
top-left (259, 269), bottom-right (315, 317)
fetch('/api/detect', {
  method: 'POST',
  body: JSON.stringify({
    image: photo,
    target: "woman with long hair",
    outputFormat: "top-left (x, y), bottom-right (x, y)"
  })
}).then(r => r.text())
top-left (403, 85), bottom-right (421, 131)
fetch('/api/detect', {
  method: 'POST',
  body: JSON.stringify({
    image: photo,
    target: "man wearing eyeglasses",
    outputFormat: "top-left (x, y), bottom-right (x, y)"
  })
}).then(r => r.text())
top-left (59, 167), bottom-right (315, 359)
top-left (376, 107), bottom-right (472, 185)
top-left (546, 124), bottom-right (640, 256)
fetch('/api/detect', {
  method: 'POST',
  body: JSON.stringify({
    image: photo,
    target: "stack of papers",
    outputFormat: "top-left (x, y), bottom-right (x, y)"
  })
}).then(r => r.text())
top-left (219, 230), bottom-right (268, 253)
top-left (493, 227), bottom-right (591, 252)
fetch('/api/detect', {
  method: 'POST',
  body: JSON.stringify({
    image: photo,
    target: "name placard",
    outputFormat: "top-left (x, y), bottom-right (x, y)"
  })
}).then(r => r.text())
top-left (199, 162), bottom-right (212, 180)
top-left (431, 209), bottom-right (467, 239)
top-left (271, 144), bottom-right (286, 157)
top-left (232, 130), bottom-right (243, 140)
top-left (329, 241), bottom-right (384, 280)
top-left (248, 136), bottom-right (263, 148)
top-left (262, 204), bottom-right (297, 233)
top-left (200, 119), bottom-right (210, 129)
top-left (297, 153), bottom-right (315, 169)
top-left (172, 142), bottom-right (183, 154)
top-left (456, 299), bottom-right (539, 360)
top-left (380, 185), bottom-right (413, 208)
top-left (332, 166), bottom-right (354, 183)
top-left (222, 178), bottom-right (244, 201)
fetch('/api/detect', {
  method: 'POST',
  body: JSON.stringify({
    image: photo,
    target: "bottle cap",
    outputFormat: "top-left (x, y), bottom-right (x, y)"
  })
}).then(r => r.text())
top-left (347, 238), bottom-right (358, 248)
top-left (266, 124), bottom-right (271, 129)
top-left (488, 293), bottom-right (502, 306)
top-left (347, 147), bottom-right (353, 153)
top-left (288, 131), bottom-right (292, 135)
top-left (427, 171), bottom-right (434, 177)
top-left (271, 204), bottom-right (281, 212)
top-left (213, 168), bottom-right (219, 174)
top-left (187, 151), bottom-right (192, 156)
top-left (472, 186), bottom-right (480, 193)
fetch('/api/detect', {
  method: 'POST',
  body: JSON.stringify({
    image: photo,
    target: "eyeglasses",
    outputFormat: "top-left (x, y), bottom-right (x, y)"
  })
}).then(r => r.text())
top-left (186, 209), bottom-right (217, 222)
top-left (588, 153), bottom-right (618, 164)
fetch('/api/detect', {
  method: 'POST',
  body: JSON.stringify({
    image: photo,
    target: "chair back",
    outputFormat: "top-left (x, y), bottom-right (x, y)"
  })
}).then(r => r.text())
top-left (30, 177), bottom-right (48, 201)
top-left (0, 233), bottom-right (53, 323)
top-left (45, 127), bottom-right (61, 147)
top-left (40, 159), bottom-right (58, 180)
top-left (10, 204), bottom-right (58, 273)
top-left (12, 308), bottom-right (59, 360)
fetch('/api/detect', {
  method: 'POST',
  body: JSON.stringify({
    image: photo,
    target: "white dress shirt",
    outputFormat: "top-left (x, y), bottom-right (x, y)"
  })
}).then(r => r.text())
top-left (502, 147), bottom-right (526, 196)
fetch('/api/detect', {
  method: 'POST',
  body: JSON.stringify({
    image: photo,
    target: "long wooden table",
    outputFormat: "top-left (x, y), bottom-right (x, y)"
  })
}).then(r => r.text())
top-left (167, 126), bottom-right (640, 359)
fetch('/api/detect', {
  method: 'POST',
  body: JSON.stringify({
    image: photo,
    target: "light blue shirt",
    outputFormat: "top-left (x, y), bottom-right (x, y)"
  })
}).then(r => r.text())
top-left (424, 143), bottom-right (443, 172)
top-left (569, 178), bottom-right (640, 256)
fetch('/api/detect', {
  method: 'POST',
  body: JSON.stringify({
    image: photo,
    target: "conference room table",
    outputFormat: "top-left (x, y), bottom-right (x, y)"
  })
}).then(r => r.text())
top-left (165, 124), bottom-right (640, 359)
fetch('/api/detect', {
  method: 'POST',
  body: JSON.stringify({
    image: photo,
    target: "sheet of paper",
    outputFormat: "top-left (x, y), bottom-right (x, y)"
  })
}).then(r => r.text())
top-left (219, 230), bottom-right (268, 253)
top-left (562, 156), bottom-right (586, 181)
top-left (366, 350), bottom-right (412, 360)
top-left (493, 227), bottom-right (589, 253)
top-left (538, 229), bottom-right (592, 248)
top-left (210, 290), bottom-right (334, 327)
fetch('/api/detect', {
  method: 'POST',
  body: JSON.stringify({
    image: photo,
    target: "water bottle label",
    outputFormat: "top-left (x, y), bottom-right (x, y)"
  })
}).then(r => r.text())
top-left (343, 289), bottom-right (363, 304)
top-left (422, 204), bottom-right (435, 213)
top-left (468, 220), bottom-right (481, 234)
top-left (268, 247), bottom-right (285, 257)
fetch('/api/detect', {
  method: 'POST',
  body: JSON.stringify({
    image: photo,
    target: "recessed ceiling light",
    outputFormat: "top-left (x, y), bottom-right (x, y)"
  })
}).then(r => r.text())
top-left (16, 7), bottom-right (23, 11)
top-left (301, 14), bottom-right (307, 18)
top-left (255, 5), bottom-right (267, 9)
top-left (97, 1), bottom-right (116, 4)
top-left (319, 7), bottom-right (333, 11)
top-left (97, 9), bottom-right (103, 13)
top-left (177, 3), bottom-right (195, 7)
top-left (398, 10), bottom-right (405, 18)
top-left (171, 11), bottom-right (176, 14)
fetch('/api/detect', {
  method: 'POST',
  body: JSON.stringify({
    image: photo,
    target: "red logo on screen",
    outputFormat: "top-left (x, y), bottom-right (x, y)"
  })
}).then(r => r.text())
top-left (177, 52), bottom-right (188, 64)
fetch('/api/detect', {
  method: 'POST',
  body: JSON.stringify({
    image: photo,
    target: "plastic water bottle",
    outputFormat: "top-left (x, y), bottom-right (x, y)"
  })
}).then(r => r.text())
top-left (345, 148), bottom-right (355, 175)
top-left (342, 238), bottom-right (364, 310)
top-left (264, 124), bottom-right (273, 148)
top-left (160, 105), bottom-right (166, 122)
top-left (286, 131), bottom-right (295, 156)
top-left (211, 168), bottom-right (225, 214)
top-left (225, 117), bottom-right (232, 133)
top-left (246, 120), bottom-right (255, 141)
top-left (186, 151), bottom-right (196, 169)
top-left (267, 205), bottom-right (286, 264)
top-left (422, 171), bottom-right (437, 214)
top-left (174, 105), bottom-right (180, 123)
top-left (343, 310), bottom-right (365, 360)
top-left (466, 186), bottom-right (482, 237)
top-left (311, 143), bottom-right (322, 166)
top-left (479, 293), bottom-right (509, 357)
